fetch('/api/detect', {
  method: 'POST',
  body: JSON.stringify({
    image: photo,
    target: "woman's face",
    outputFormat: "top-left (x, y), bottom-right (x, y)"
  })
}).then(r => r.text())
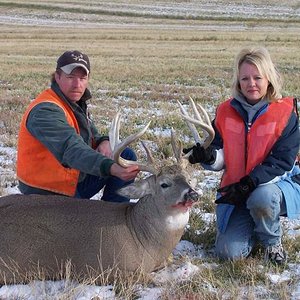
top-left (238, 62), bottom-right (269, 104)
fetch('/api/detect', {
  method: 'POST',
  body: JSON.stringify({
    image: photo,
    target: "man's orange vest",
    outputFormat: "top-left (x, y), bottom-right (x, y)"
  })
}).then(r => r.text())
top-left (215, 97), bottom-right (294, 188)
top-left (17, 89), bottom-right (80, 196)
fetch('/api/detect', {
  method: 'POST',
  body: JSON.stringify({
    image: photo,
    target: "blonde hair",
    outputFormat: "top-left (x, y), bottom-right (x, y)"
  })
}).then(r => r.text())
top-left (232, 47), bottom-right (282, 102)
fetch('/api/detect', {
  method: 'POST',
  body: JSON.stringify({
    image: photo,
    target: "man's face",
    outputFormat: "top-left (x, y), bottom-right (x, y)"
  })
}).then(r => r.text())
top-left (55, 67), bottom-right (89, 102)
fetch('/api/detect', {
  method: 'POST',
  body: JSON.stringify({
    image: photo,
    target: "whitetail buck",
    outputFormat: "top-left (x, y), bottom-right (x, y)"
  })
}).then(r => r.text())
top-left (0, 99), bottom-right (214, 284)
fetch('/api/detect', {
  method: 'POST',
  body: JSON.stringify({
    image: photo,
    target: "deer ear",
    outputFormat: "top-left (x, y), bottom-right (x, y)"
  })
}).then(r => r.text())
top-left (117, 178), bottom-right (153, 199)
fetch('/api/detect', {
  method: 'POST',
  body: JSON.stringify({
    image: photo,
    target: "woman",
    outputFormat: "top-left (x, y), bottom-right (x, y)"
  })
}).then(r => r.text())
top-left (184, 47), bottom-right (300, 264)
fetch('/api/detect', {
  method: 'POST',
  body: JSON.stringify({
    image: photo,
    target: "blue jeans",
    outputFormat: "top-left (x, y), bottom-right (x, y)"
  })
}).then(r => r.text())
top-left (75, 148), bottom-right (137, 202)
top-left (215, 183), bottom-right (286, 259)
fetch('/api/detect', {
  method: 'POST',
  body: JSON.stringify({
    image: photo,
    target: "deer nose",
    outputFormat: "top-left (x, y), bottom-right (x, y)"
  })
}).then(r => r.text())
top-left (184, 188), bottom-right (199, 202)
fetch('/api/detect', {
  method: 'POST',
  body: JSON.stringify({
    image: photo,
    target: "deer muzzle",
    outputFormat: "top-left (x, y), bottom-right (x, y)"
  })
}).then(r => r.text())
top-left (171, 188), bottom-right (199, 210)
top-left (184, 188), bottom-right (199, 203)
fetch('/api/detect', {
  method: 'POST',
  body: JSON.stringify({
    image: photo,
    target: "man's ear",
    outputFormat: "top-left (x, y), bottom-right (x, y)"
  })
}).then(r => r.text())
top-left (54, 71), bottom-right (61, 82)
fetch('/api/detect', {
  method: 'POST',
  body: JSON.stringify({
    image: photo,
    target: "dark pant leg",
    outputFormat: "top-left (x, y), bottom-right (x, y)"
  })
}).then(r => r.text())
top-left (75, 175), bottom-right (107, 199)
top-left (102, 147), bottom-right (137, 202)
top-left (75, 147), bottom-right (137, 201)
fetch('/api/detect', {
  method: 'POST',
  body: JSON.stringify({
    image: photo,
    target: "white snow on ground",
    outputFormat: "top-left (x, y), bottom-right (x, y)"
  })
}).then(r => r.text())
top-left (0, 1), bottom-right (299, 31)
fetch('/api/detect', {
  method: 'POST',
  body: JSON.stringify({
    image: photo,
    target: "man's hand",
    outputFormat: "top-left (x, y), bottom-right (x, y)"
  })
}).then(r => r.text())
top-left (97, 141), bottom-right (139, 181)
top-left (96, 140), bottom-right (112, 158)
top-left (110, 163), bottom-right (139, 181)
top-left (215, 175), bottom-right (256, 206)
top-left (183, 143), bottom-right (215, 164)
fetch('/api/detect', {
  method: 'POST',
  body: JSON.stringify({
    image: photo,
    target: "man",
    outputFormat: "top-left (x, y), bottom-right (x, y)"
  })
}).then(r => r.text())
top-left (17, 50), bottom-right (139, 202)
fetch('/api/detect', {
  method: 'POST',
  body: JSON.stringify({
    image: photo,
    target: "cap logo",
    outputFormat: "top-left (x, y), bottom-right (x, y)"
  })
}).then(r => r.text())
top-left (71, 53), bottom-right (88, 65)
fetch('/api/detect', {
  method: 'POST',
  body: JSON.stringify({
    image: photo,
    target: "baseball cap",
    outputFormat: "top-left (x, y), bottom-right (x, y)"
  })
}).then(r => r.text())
top-left (56, 50), bottom-right (90, 75)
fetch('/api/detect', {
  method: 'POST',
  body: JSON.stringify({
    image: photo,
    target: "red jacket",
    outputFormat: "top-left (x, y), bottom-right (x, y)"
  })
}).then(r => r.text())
top-left (215, 97), bottom-right (294, 188)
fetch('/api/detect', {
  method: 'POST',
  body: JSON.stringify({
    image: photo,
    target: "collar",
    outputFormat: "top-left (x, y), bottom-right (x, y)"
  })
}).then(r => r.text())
top-left (231, 97), bottom-right (269, 126)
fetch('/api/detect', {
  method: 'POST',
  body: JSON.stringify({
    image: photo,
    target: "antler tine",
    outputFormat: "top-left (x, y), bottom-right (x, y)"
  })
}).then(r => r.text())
top-left (171, 129), bottom-right (189, 169)
top-left (170, 129), bottom-right (181, 163)
top-left (189, 96), bottom-right (211, 126)
top-left (141, 140), bottom-right (155, 165)
top-left (109, 111), bottom-right (121, 151)
top-left (110, 113), bottom-right (157, 175)
top-left (179, 97), bottom-right (215, 149)
top-left (177, 100), bottom-right (201, 144)
top-left (140, 140), bottom-right (158, 175)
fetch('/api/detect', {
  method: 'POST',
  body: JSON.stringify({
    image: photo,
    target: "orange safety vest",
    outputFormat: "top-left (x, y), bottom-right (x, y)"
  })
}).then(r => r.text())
top-left (215, 97), bottom-right (294, 188)
top-left (17, 89), bottom-right (80, 196)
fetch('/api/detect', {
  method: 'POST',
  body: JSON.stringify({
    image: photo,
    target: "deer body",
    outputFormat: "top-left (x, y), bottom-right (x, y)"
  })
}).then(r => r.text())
top-left (0, 165), bottom-right (198, 284)
top-left (0, 101), bottom-right (212, 284)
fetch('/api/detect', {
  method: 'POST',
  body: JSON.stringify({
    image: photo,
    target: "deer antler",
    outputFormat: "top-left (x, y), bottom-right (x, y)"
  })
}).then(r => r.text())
top-left (178, 97), bottom-right (215, 152)
top-left (171, 129), bottom-right (182, 163)
top-left (109, 111), bottom-right (157, 175)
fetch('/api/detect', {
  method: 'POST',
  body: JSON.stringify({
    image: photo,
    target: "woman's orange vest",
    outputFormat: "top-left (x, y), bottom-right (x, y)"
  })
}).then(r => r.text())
top-left (17, 88), bottom-right (80, 196)
top-left (215, 97), bottom-right (294, 188)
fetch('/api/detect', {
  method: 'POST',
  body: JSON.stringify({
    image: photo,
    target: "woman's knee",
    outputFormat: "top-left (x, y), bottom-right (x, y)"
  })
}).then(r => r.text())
top-left (247, 184), bottom-right (283, 221)
top-left (215, 235), bottom-right (251, 260)
top-left (247, 184), bottom-right (282, 210)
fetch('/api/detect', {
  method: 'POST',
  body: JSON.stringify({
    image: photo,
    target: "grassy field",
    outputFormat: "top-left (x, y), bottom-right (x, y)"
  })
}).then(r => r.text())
top-left (1, 1), bottom-right (300, 148)
top-left (0, 0), bottom-right (300, 298)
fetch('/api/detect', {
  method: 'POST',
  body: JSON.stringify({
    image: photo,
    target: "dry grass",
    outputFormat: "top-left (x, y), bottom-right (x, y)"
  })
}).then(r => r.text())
top-left (0, 1), bottom-right (300, 298)
top-left (1, 25), bottom-right (299, 145)
top-left (0, 256), bottom-right (157, 298)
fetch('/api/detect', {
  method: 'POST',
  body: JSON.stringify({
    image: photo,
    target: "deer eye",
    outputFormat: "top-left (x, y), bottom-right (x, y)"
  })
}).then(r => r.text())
top-left (161, 183), bottom-right (170, 189)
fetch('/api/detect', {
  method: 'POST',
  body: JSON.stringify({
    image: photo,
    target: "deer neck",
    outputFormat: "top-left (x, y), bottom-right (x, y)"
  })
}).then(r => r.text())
top-left (128, 195), bottom-right (188, 259)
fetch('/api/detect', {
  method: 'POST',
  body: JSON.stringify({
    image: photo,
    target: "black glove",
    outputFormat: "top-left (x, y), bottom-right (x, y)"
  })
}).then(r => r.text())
top-left (183, 143), bottom-right (216, 164)
top-left (215, 175), bottom-right (256, 206)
